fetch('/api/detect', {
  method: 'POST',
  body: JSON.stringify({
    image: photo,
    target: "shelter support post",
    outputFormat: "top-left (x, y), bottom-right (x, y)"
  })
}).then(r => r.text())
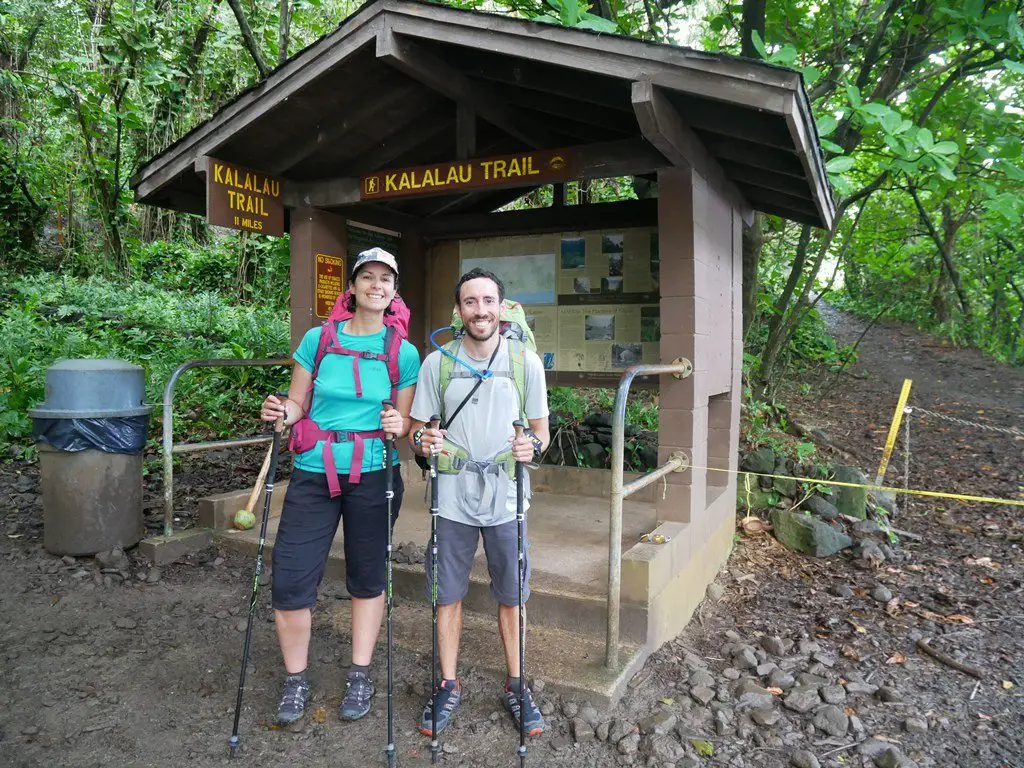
top-left (289, 208), bottom-right (346, 349)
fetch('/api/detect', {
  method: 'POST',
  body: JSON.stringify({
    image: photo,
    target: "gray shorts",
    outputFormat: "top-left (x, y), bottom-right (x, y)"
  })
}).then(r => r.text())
top-left (425, 516), bottom-right (530, 607)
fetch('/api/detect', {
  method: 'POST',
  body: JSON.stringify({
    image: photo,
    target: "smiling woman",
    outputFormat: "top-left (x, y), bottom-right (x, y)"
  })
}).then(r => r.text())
top-left (256, 245), bottom-right (421, 728)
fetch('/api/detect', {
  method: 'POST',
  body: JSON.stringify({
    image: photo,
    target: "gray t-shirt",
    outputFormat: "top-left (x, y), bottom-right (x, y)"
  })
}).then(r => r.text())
top-left (411, 337), bottom-right (549, 526)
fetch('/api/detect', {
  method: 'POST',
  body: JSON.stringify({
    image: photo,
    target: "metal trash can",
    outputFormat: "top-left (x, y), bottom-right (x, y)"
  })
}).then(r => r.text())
top-left (29, 359), bottom-right (153, 556)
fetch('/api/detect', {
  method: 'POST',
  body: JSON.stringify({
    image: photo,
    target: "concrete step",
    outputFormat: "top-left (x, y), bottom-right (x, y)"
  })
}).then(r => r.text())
top-left (326, 598), bottom-right (648, 708)
top-left (219, 522), bottom-right (649, 645)
top-left (215, 475), bottom-right (657, 645)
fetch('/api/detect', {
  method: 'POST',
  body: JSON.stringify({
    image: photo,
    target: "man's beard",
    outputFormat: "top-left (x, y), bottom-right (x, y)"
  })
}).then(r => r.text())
top-left (463, 315), bottom-right (498, 341)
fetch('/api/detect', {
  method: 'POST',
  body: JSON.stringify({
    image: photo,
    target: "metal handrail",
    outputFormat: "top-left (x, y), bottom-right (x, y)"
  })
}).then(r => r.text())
top-left (606, 359), bottom-right (693, 669)
top-left (162, 358), bottom-right (292, 536)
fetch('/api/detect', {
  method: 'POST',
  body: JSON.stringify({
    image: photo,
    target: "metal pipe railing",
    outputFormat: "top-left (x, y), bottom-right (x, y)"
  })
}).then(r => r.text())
top-left (162, 358), bottom-right (292, 536)
top-left (606, 359), bottom-right (692, 669)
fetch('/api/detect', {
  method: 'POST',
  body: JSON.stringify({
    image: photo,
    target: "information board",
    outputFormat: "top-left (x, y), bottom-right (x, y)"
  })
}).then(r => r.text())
top-left (314, 253), bottom-right (345, 318)
top-left (459, 227), bottom-right (660, 373)
top-left (347, 221), bottom-right (401, 261)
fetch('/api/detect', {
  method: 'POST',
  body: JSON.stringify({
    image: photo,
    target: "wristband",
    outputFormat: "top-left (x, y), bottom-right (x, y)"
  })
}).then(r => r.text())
top-left (524, 428), bottom-right (543, 457)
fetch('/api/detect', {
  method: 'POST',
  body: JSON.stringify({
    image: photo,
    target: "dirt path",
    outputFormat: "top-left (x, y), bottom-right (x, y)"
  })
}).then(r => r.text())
top-left (816, 303), bottom-right (1024, 414)
top-left (1, 307), bottom-right (1021, 768)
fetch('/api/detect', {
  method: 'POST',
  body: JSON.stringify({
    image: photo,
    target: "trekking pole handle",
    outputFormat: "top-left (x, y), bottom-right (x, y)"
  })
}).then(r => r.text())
top-left (513, 420), bottom-right (527, 462)
top-left (274, 391), bottom-right (288, 433)
top-left (429, 414), bottom-right (441, 430)
top-left (380, 399), bottom-right (395, 442)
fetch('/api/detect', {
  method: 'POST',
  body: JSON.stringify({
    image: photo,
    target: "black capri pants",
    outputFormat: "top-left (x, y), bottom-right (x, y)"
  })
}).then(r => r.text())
top-left (271, 466), bottom-right (403, 609)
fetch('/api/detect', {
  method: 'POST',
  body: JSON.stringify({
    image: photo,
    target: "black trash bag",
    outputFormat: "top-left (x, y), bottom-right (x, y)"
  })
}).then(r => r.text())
top-left (33, 416), bottom-right (151, 454)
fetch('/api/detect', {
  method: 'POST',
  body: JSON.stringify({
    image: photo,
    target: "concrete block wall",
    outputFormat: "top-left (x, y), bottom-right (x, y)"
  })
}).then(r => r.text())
top-left (653, 165), bottom-right (742, 615)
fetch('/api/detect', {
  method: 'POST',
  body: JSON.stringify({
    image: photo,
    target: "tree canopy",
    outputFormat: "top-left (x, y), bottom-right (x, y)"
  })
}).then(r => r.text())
top-left (2, 0), bottom-right (1022, 377)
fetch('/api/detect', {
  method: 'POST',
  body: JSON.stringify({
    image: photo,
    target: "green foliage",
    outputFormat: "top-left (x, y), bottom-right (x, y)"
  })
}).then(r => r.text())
top-left (529, 0), bottom-right (618, 32)
top-left (546, 386), bottom-right (658, 471)
top-left (548, 386), bottom-right (657, 430)
top-left (690, 0), bottom-right (1024, 378)
top-left (0, 269), bottom-right (290, 451)
top-left (131, 233), bottom-right (291, 305)
top-left (3, 0), bottom-right (1021, 474)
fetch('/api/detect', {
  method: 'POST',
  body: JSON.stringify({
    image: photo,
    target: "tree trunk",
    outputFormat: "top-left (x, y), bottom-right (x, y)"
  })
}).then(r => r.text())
top-left (152, 0), bottom-right (221, 137)
top-left (279, 0), bottom-right (292, 65)
top-left (226, 0), bottom-right (270, 78)
top-left (758, 225), bottom-right (811, 384)
top-left (908, 184), bottom-right (971, 321)
top-left (740, 0), bottom-right (766, 59)
top-left (931, 260), bottom-right (950, 324)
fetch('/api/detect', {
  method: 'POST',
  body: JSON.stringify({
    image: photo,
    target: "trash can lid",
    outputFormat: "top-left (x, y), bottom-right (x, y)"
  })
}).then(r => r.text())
top-left (29, 358), bottom-right (154, 419)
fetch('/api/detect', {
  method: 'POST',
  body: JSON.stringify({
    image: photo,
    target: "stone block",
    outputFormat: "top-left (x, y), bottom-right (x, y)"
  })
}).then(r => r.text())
top-left (737, 474), bottom-right (773, 511)
top-left (833, 466), bottom-right (869, 519)
top-left (198, 480), bottom-right (289, 530)
top-left (659, 407), bottom-right (708, 443)
top-left (655, 481), bottom-right (695, 523)
top-left (770, 510), bottom-right (853, 558)
top-left (138, 528), bottom-right (213, 566)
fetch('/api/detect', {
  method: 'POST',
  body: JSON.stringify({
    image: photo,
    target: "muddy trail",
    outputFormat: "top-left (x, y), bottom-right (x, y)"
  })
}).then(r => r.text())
top-left (1, 306), bottom-right (1022, 768)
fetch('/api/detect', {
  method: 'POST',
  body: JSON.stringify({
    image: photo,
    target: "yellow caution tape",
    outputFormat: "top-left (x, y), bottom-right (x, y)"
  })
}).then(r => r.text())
top-left (875, 378), bottom-right (913, 485)
top-left (698, 465), bottom-right (1024, 508)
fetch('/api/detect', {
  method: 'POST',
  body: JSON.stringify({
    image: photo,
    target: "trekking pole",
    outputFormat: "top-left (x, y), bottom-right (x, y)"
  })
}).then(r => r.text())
top-left (513, 419), bottom-right (527, 768)
top-left (228, 400), bottom-right (286, 757)
top-left (382, 400), bottom-right (397, 768)
top-left (428, 414), bottom-right (441, 765)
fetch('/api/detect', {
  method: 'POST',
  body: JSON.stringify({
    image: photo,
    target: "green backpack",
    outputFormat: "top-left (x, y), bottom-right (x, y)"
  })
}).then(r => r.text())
top-left (437, 299), bottom-right (537, 424)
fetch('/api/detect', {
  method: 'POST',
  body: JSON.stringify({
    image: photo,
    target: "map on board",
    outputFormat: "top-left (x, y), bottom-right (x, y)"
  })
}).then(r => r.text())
top-left (460, 253), bottom-right (557, 305)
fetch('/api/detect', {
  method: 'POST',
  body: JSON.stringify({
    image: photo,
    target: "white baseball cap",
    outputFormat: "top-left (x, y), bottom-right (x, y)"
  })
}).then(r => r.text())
top-left (351, 247), bottom-right (399, 279)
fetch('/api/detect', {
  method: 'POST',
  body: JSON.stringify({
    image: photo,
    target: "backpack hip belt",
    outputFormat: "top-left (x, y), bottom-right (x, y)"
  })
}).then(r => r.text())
top-left (289, 421), bottom-right (387, 497)
top-left (437, 436), bottom-right (517, 480)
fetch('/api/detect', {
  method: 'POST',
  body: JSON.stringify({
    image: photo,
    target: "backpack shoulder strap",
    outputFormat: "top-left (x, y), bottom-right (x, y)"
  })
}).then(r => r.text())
top-left (383, 326), bottom-right (401, 402)
top-left (507, 338), bottom-right (527, 421)
top-left (437, 340), bottom-right (459, 421)
top-left (311, 321), bottom-right (337, 380)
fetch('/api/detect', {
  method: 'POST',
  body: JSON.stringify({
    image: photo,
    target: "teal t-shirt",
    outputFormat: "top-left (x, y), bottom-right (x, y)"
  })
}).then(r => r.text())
top-left (293, 322), bottom-right (420, 475)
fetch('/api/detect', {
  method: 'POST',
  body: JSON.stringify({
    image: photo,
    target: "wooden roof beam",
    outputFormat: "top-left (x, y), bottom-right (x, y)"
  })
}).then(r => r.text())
top-left (701, 137), bottom-right (806, 179)
top-left (283, 177), bottom-right (361, 209)
top-left (457, 103), bottom-right (476, 159)
top-left (344, 104), bottom-right (454, 174)
top-left (421, 198), bottom-right (660, 240)
top-left (322, 203), bottom-right (423, 232)
top-left (498, 84), bottom-right (637, 135)
top-left (375, 28), bottom-right (560, 149)
top-left (631, 80), bottom-right (753, 226)
top-left (784, 93), bottom-right (836, 229)
top-left (734, 184), bottom-right (823, 221)
top-left (385, 6), bottom-right (792, 113)
top-left (268, 80), bottom-right (423, 175)
top-left (718, 162), bottom-right (812, 199)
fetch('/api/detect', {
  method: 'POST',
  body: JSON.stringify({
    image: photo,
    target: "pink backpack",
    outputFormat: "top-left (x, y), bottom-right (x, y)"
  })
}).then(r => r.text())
top-left (288, 290), bottom-right (411, 497)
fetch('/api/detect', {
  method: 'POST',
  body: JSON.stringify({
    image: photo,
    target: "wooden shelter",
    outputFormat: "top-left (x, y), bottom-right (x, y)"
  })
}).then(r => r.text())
top-left (134, 0), bottom-right (834, 701)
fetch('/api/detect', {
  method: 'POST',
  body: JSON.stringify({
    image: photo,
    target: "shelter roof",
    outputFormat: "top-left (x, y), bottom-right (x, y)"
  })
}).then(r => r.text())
top-left (132, 0), bottom-right (835, 229)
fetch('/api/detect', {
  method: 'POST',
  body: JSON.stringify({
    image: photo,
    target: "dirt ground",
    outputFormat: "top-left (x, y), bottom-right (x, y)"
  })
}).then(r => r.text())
top-left (1, 306), bottom-right (1022, 768)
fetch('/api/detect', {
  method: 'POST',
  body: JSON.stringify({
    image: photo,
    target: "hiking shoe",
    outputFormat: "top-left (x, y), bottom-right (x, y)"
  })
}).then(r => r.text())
top-left (502, 680), bottom-right (544, 736)
top-left (276, 674), bottom-right (311, 724)
top-left (419, 679), bottom-right (462, 737)
top-left (338, 671), bottom-right (375, 721)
